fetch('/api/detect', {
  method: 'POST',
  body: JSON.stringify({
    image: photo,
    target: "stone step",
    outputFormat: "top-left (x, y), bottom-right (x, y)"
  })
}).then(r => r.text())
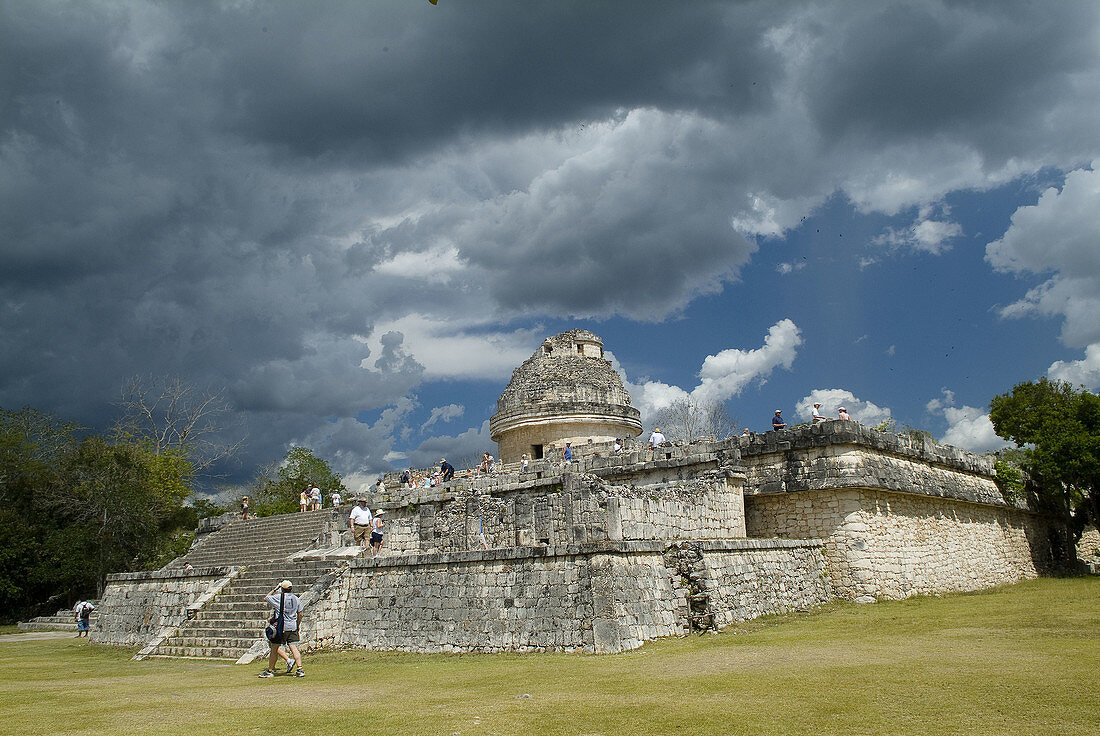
top-left (192, 602), bottom-right (268, 614)
top-left (152, 645), bottom-right (243, 659)
top-left (18, 620), bottom-right (78, 631)
top-left (145, 653), bottom-right (235, 662)
top-left (189, 607), bottom-right (264, 620)
top-left (169, 635), bottom-right (265, 648)
top-left (151, 558), bottom-right (333, 658)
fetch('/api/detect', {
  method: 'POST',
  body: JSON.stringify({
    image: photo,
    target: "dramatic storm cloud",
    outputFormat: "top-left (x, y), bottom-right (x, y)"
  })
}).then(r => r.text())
top-left (3, 1), bottom-right (1099, 490)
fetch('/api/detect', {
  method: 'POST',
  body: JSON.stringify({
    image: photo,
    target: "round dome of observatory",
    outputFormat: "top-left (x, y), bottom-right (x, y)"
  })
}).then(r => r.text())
top-left (490, 329), bottom-right (642, 462)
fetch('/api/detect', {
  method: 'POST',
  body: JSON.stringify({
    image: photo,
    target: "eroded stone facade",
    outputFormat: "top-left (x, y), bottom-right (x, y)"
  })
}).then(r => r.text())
top-left (93, 335), bottom-right (1068, 658)
top-left (490, 330), bottom-right (642, 462)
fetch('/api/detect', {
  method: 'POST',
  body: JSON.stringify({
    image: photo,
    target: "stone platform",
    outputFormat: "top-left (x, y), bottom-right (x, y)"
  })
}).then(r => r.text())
top-left (92, 423), bottom-right (1060, 659)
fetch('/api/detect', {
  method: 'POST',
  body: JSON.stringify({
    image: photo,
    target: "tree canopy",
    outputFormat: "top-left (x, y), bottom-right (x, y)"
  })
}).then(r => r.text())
top-left (0, 407), bottom-right (199, 621)
top-left (989, 378), bottom-right (1100, 550)
top-left (248, 446), bottom-right (348, 516)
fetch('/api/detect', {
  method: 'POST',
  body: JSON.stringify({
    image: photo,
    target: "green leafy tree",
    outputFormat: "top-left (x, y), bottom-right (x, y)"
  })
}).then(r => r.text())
top-left (54, 437), bottom-right (195, 594)
top-left (0, 405), bottom-right (201, 618)
top-left (989, 378), bottom-right (1100, 559)
top-left (0, 408), bottom-right (81, 618)
top-left (252, 447), bottom-right (347, 516)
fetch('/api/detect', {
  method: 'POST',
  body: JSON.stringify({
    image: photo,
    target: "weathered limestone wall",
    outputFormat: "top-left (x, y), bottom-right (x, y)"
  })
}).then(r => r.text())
top-left (739, 426), bottom-right (1006, 506)
top-left (689, 540), bottom-right (831, 628)
top-left (95, 567), bottom-right (232, 646)
top-left (297, 539), bottom-right (829, 654)
top-left (369, 465), bottom-right (745, 556)
top-left (608, 475), bottom-right (746, 541)
top-left (746, 488), bottom-right (1052, 601)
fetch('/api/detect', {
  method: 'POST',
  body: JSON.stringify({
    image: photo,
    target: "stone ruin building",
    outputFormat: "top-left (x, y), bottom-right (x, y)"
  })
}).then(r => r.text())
top-left (490, 329), bottom-right (642, 462)
top-left (93, 330), bottom-right (1062, 660)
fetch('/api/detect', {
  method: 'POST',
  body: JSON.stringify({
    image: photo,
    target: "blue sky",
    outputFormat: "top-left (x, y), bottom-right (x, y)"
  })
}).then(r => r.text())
top-left (2, 2), bottom-right (1099, 494)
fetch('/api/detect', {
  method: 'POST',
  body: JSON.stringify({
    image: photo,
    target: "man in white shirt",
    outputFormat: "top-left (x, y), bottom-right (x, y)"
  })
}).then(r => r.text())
top-left (74, 600), bottom-right (95, 638)
top-left (349, 497), bottom-right (373, 547)
top-left (649, 427), bottom-right (667, 448)
top-left (812, 403), bottom-right (826, 424)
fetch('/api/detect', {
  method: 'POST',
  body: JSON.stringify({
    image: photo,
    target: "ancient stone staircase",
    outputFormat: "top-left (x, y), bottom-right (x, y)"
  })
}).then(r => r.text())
top-left (18, 605), bottom-right (97, 632)
top-left (168, 508), bottom-right (342, 569)
top-left (144, 509), bottom-right (355, 660)
top-left (146, 558), bottom-right (338, 660)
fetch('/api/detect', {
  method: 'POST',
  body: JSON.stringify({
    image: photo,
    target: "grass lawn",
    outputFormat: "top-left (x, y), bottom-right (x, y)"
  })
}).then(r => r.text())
top-left (2, 577), bottom-right (1097, 736)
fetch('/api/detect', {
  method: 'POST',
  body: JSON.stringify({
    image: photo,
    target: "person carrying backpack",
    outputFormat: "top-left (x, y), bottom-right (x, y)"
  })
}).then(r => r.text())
top-left (258, 580), bottom-right (305, 678)
top-left (74, 600), bottom-right (95, 638)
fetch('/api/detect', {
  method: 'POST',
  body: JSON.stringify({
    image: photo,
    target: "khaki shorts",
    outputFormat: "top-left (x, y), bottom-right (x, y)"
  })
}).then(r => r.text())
top-left (353, 524), bottom-right (371, 544)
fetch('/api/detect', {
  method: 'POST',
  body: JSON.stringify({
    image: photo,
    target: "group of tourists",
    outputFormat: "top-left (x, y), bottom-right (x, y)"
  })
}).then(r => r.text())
top-left (348, 496), bottom-right (385, 557)
top-left (772, 403), bottom-right (851, 431)
top-left (398, 458), bottom-right (461, 488)
top-left (299, 484), bottom-right (324, 512)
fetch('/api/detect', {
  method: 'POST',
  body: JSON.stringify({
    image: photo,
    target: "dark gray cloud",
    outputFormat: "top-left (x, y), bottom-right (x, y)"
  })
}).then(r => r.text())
top-left (2, 0), bottom-right (1099, 489)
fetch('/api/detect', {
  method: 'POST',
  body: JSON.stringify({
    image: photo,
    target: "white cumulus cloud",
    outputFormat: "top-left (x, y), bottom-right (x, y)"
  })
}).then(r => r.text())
top-left (987, 163), bottom-right (1100, 347)
top-left (796, 389), bottom-right (891, 426)
top-left (1047, 343), bottom-right (1100, 391)
top-left (422, 403), bottom-right (465, 430)
top-left (926, 388), bottom-right (1010, 453)
top-left (615, 319), bottom-right (803, 421)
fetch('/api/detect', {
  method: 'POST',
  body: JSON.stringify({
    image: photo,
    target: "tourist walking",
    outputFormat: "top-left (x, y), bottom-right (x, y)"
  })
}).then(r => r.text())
top-left (258, 580), bottom-right (304, 678)
top-left (563, 442), bottom-right (573, 462)
top-left (299, 488), bottom-right (309, 513)
top-left (370, 510), bottom-right (385, 558)
top-left (310, 485), bottom-right (322, 510)
top-left (240, 495), bottom-right (250, 520)
top-left (74, 600), bottom-right (94, 638)
top-left (350, 497), bottom-right (373, 547)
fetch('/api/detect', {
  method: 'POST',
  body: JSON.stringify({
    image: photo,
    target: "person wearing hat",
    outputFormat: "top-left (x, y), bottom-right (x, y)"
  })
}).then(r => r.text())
top-left (648, 427), bottom-right (666, 448)
top-left (259, 580), bottom-right (304, 678)
top-left (440, 457), bottom-right (455, 482)
top-left (349, 497), bottom-right (373, 547)
top-left (772, 410), bottom-right (787, 430)
top-left (370, 509), bottom-right (385, 558)
top-left (837, 406), bottom-right (851, 421)
top-left (240, 495), bottom-right (250, 520)
top-left (812, 402), bottom-right (826, 424)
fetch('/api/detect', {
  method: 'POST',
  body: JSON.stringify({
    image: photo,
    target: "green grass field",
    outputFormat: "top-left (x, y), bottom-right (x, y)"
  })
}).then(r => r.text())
top-left (3, 577), bottom-right (1098, 736)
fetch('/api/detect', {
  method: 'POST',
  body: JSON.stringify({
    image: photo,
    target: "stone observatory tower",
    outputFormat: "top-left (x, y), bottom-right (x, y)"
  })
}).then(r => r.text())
top-left (490, 329), bottom-right (643, 463)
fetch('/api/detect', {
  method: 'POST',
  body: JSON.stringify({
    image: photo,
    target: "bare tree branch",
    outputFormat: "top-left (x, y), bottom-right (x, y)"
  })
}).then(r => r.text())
top-left (650, 399), bottom-right (739, 443)
top-left (114, 376), bottom-right (244, 474)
